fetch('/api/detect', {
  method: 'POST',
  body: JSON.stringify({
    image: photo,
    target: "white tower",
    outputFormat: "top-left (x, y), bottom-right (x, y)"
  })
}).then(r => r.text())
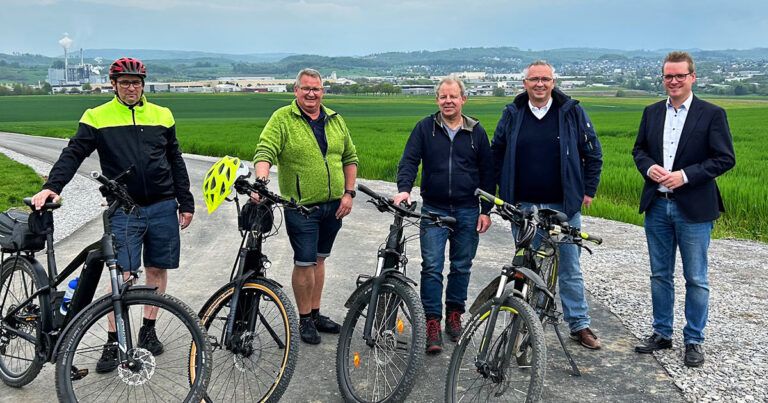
top-left (58, 33), bottom-right (73, 82)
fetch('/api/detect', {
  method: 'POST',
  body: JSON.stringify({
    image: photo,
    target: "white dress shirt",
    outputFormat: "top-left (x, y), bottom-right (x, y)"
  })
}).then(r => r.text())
top-left (656, 93), bottom-right (693, 192)
top-left (528, 98), bottom-right (553, 120)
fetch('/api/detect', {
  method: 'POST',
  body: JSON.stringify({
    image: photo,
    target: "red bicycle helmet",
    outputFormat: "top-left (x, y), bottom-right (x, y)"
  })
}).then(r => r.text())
top-left (109, 57), bottom-right (147, 79)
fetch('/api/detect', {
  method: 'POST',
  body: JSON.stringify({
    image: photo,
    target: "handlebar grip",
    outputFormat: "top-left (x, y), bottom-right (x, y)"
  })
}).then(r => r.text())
top-left (474, 188), bottom-right (504, 206)
top-left (90, 171), bottom-right (111, 186)
top-left (23, 197), bottom-right (61, 210)
top-left (357, 183), bottom-right (377, 198)
top-left (580, 232), bottom-right (603, 245)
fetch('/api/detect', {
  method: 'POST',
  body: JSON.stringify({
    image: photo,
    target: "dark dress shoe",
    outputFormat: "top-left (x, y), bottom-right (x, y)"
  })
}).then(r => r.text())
top-left (684, 343), bottom-right (705, 367)
top-left (635, 333), bottom-right (672, 353)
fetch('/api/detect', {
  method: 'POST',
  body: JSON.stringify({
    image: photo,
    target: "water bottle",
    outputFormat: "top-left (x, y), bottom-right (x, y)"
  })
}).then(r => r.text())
top-left (60, 277), bottom-right (79, 315)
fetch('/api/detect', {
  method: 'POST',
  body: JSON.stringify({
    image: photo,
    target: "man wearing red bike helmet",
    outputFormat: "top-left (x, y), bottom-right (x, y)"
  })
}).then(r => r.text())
top-left (32, 57), bottom-right (195, 373)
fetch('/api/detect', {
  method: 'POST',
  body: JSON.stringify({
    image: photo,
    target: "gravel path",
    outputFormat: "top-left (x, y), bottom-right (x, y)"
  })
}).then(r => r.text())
top-left (3, 146), bottom-right (766, 402)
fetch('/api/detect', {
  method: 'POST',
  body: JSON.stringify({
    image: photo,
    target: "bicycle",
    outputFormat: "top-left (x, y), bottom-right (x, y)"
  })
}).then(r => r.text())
top-left (445, 189), bottom-right (601, 402)
top-left (335, 183), bottom-right (456, 403)
top-left (0, 169), bottom-right (212, 402)
top-left (196, 168), bottom-right (310, 402)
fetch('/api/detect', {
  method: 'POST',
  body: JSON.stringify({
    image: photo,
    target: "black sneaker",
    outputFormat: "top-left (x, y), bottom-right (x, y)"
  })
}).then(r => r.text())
top-left (445, 310), bottom-right (463, 342)
top-left (684, 344), bottom-right (705, 367)
top-left (425, 318), bottom-right (443, 354)
top-left (138, 325), bottom-right (164, 356)
top-left (300, 317), bottom-right (321, 345)
top-left (634, 333), bottom-right (672, 354)
top-left (313, 313), bottom-right (341, 334)
top-left (96, 344), bottom-right (119, 373)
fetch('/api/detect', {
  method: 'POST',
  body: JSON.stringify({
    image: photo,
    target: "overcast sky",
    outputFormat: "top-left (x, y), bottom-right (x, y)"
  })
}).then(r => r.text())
top-left (3, 0), bottom-right (767, 56)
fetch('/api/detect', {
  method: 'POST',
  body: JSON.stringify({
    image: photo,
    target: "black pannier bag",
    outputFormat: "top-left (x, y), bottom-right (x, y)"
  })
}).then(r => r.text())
top-left (0, 209), bottom-right (47, 253)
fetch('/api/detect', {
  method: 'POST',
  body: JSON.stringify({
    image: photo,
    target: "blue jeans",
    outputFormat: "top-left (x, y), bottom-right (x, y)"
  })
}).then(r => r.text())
top-left (515, 202), bottom-right (590, 333)
top-left (645, 198), bottom-right (713, 345)
top-left (419, 204), bottom-right (479, 319)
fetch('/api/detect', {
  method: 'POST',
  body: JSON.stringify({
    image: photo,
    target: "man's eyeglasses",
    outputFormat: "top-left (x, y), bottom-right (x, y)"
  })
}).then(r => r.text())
top-left (662, 73), bottom-right (692, 82)
top-left (117, 80), bottom-right (143, 88)
top-left (524, 77), bottom-right (554, 84)
top-left (298, 86), bottom-right (323, 94)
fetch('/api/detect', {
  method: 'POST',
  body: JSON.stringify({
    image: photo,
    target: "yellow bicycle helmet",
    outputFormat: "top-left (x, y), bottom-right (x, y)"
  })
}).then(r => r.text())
top-left (203, 156), bottom-right (250, 214)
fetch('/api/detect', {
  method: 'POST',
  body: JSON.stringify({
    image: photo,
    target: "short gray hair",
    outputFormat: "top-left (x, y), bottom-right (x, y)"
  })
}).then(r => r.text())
top-left (294, 68), bottom-right (323, 88)
top-left (435, 76), bottom-right (466, 97)
top-left (522, 60), bottom-right (556, 77)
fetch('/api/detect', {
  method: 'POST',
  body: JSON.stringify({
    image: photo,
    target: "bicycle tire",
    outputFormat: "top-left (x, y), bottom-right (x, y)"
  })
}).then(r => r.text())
top-left (445, 295), bottom-right (545, 403)
top-left (0, 257), bottom-right (45, 387)
top-left (336, 277), bottom-right (425, 403)
top-left (196, 278), bottom-right (298, 402)
top-left (54, 289), bottom-right (212, 402)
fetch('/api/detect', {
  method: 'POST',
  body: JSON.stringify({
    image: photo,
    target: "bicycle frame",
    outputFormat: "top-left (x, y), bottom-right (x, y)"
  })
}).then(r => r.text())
top-left (1, 171), bottom-right (153, 370)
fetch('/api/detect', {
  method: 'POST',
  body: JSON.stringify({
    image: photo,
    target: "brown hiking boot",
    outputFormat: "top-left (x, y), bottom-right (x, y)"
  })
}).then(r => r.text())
top-left (569, 327), bottom-right (602, 350)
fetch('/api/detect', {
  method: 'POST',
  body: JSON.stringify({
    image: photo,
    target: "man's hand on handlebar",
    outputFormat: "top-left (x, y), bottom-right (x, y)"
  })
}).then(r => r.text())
top-left (31, 189), bottom-right (60, 210)
top-left (392, 191), bottom-right (411, 206)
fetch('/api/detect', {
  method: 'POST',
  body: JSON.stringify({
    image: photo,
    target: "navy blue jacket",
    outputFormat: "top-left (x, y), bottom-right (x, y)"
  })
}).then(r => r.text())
top-left (491, 88), bottom-right (603, 217)
top-left (397, 113), bottom-right (495, 214)
top-left (632, 95), bottom-right (735, 222)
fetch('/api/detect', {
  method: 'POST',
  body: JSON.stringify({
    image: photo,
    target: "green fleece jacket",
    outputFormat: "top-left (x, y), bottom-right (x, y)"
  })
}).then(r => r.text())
top-left (253, 100), bottom-right (358, 205)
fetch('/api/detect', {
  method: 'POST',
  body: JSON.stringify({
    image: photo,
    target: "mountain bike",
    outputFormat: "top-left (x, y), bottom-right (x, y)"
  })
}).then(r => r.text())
top-left (0, 169), bottom-right (212, 402)
top-left (336, 183), bottom-right (455, 403)
top-left (194, 177), bottom-right (309, 402)
top-left (445, 189), bottom-right (601, 402)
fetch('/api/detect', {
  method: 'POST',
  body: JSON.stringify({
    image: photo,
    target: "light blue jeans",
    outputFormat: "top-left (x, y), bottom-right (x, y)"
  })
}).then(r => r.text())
top-left (419, 204), bottom-right (479, 319)
top-left (645, 198), bottom-right (713, 345)
top-left (515, 202), bottom-right (590, 333)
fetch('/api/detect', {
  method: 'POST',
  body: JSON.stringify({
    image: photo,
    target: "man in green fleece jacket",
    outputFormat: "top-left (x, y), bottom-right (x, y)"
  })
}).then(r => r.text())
top-left (254, 68), bottom-right (358, 344)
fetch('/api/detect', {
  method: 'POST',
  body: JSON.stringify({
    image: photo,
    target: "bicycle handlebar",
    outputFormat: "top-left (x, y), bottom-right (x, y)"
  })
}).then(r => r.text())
top-left (474, 188), bottom-right (602, 246)
top-left (234, 178), bottom-right (317, 217)
top-left (358, 183), bottom-right (456, 227)
top-left (91, 170), bottom-right (137, 209)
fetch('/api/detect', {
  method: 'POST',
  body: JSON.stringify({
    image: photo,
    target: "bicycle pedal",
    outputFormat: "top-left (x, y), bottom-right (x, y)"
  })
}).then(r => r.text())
top-left (71, 366), bottom-right (89, 381)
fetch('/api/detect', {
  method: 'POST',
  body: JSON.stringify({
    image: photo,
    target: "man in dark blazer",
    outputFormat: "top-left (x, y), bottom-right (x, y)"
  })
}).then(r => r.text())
top-left (632, 51), bottom-right (735, 367)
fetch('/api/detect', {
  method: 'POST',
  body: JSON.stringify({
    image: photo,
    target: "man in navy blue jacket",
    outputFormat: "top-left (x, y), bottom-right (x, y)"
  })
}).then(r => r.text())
top-left (491, 60), bottom-right (603, 349)
top-left (632, 52), bottom-right (735, 367)
top-left (394, 77), bottom-right (495, 354)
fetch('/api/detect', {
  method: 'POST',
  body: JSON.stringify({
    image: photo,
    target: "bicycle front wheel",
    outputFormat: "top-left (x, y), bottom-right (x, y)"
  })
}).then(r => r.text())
top-left (446, 296), bottom-right (545, 403)
top-left (336, 277), bottom-right (425, 403)
top-left (196, 278), bottom-right (298, 402)
top-left (55, 289), bottom-right (212, 402)
top-left (0, 257), bottom-right (44, 387)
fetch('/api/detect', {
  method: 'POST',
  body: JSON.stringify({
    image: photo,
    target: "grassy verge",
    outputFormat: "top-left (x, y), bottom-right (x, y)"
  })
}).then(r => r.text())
top-left (0, 153), bottom-right (43, 211)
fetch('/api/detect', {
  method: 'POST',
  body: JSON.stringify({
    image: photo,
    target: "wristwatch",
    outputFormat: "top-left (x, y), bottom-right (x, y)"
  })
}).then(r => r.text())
top-left (344, 189), bottom-right (356, 198)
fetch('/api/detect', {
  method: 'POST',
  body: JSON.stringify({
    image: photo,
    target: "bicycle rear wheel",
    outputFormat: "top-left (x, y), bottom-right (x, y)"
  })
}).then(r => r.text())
top-left (196, 278), bottom-right (298, 402)
top-left (445, 296), bottom-right (545, 403)
top-left (55, 289), bottom-right (212, 402)
top-left (336, 277), bottom-right (425, 402)
top-left (0, 257), bottom-right (44, 387)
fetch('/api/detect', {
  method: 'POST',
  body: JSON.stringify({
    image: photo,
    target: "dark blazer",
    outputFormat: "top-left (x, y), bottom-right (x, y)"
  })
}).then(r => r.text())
top-left (632, 95), bottom-right (736, 222)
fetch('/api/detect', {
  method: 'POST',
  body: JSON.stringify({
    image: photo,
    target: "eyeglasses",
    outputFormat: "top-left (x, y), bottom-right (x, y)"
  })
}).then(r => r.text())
top-left (116, 80), bottom-right (143, 88)
top-left (662, 73), bottom-right (692, 82)
top-left (525, 77), bottom-right (554, 84)
top-left (298, 86), bottom-right (323, 94)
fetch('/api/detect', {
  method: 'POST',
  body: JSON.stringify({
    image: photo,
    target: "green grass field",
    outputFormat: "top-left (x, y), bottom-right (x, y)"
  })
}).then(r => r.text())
top-left (0, 153), bottom-right (44, 211)
top-left (1, 93), bottom-right (765, 242)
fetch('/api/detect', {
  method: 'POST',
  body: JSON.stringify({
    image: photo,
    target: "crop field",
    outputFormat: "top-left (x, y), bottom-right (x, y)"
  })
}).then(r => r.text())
top-left (0, 93), bottom-right (765, 242)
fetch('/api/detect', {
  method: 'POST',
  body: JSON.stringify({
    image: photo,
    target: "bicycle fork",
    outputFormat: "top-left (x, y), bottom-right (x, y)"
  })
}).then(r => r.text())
top-left (475, 273), bottom-right (511, 377)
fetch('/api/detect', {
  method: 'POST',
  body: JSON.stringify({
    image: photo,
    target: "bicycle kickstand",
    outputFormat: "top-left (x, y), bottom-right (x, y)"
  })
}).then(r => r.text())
top-left (551, 322), bottom-right (581, 377)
